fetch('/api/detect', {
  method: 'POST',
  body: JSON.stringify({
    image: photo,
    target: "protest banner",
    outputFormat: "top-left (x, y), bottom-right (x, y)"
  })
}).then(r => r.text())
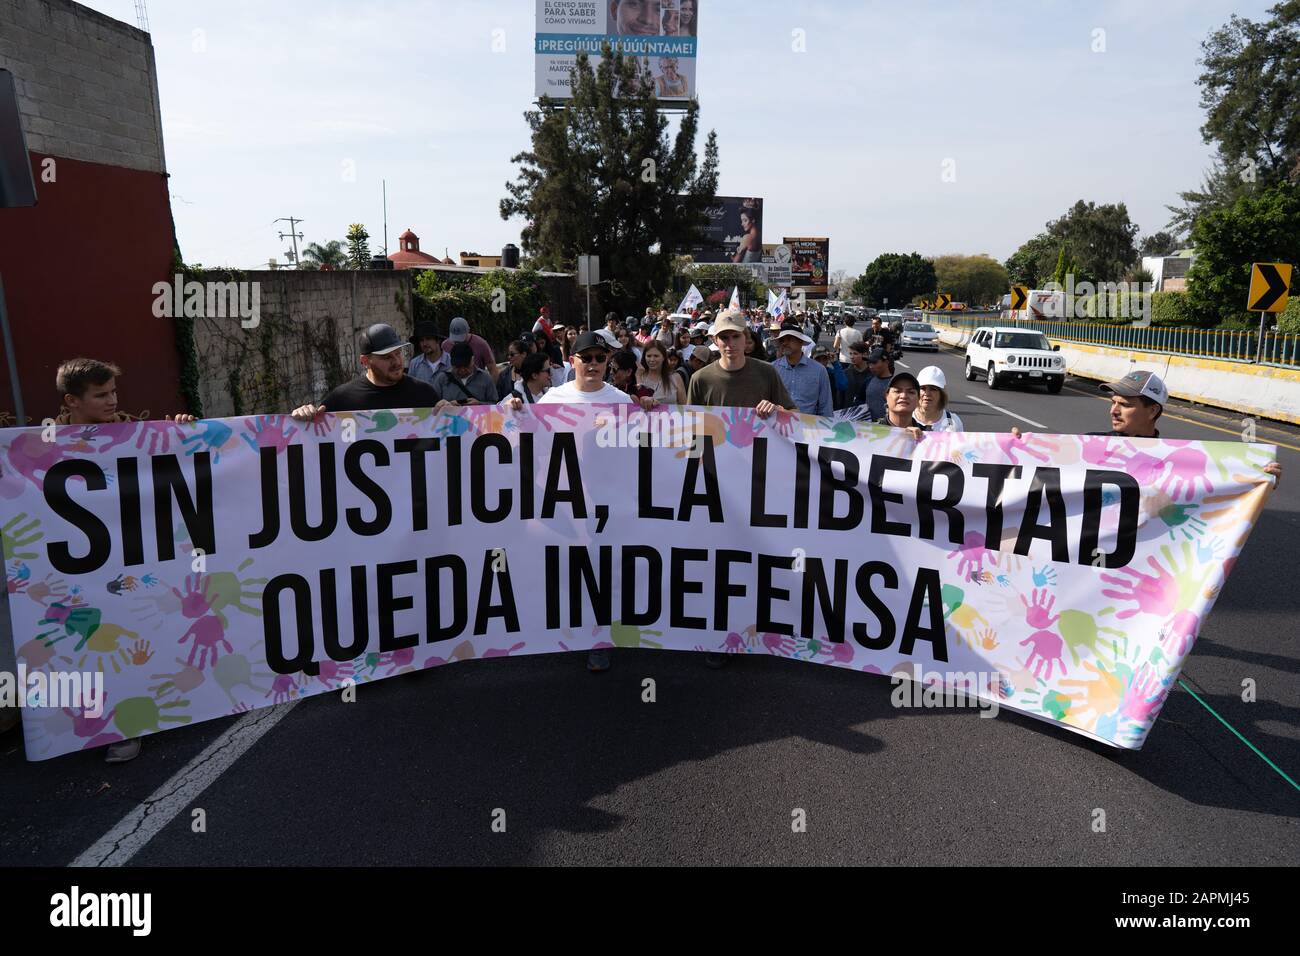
top-left (0, 408), bottom-right (1275, 759)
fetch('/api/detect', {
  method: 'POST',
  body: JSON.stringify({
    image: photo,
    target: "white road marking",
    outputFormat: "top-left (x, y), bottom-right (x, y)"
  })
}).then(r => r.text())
top-left (963, 394), bottom-right (1048, 429)
top-left (71, 701), bottom-right (299, 867)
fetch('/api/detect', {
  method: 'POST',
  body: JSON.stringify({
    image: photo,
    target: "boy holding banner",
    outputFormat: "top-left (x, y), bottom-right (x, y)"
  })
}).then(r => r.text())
top-left (49, 358), bottom-right (198, 762)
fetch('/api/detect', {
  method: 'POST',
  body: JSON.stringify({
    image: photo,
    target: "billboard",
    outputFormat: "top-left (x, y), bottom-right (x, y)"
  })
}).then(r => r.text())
top-left (535, 0), bottom-right (699, 102)
top-left (684, 195), bottom-right (763, 263)
top-left (785, 237), bottom-right (830, 296)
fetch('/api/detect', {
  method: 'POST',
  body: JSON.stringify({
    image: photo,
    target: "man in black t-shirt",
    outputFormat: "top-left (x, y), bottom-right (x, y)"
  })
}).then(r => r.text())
top-left (291, 323), bottom-right (442, 416)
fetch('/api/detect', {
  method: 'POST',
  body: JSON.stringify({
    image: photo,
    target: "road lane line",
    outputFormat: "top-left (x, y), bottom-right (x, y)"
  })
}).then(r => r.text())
top-left (70, 701), bottom-right (299, 867)
top-left (963, 395), bottom-right (1047, 429)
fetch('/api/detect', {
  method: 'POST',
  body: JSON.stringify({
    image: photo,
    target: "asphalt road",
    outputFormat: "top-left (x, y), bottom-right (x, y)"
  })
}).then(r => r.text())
top-left (2, 338), bottom-right (1297, 867)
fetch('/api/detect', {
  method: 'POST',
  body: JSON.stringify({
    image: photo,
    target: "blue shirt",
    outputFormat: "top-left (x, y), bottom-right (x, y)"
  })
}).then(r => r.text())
top-left (864, 373), bottom-right (891, 421)
top-left (773, 354), bottom-right (832, 416)
top-left (408, 352), bottom-right (448, 385)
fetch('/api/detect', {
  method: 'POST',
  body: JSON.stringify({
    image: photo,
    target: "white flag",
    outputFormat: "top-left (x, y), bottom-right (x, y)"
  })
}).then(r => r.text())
top-left (773, 289), bottom-right (789, 318)
top-left (766, 289), bottom-right (780, 314)
top-left (729, 286), bottom-right (741, 310)
top-left (676, 284), bottom-right (703, 315)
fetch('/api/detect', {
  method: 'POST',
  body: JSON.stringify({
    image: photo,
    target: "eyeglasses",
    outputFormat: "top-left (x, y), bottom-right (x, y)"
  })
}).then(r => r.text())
top-left (575, 352), bottom-right (608, 364)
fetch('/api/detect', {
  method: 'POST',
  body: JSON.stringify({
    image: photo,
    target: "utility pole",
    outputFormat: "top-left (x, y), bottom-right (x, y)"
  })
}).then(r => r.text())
top-left (274, 217), bottom-right (303, 267)
top-left (382, 180), bottom-right (388, 256)
top-left (134, 0), bottom-right (150, 31)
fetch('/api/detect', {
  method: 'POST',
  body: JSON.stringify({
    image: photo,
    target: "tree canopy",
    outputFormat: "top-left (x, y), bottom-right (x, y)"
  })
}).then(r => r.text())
top-left (500, 48), bottom-right (720, 315)
top-left (850, 253), bottom-right (936, 307)
top-left (932, 254), bottom-right (1011, 306)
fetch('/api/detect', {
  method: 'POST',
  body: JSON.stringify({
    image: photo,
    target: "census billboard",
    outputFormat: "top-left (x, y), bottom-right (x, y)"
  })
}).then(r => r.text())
top-left (535, 0), bottom-right (699, 101)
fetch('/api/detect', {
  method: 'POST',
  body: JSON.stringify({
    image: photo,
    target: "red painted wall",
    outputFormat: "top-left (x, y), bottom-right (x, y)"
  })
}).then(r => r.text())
top-left (0, 151), bottom-right (183, 425)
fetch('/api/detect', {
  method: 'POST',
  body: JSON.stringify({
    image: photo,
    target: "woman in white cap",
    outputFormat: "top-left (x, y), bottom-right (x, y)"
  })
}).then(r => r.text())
top-left (914, 365), bottom-right (964, 431)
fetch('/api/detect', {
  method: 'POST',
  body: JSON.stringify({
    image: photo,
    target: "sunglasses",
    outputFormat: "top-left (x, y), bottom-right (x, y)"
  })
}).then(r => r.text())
top-left (575, 352), bottom-right (608, 364)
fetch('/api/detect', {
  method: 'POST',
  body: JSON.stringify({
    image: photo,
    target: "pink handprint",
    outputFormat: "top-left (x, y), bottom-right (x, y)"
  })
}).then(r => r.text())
top-left (312, 658), bottom-right (354, 687)
top-left (946, 531), bottom-right (992, 581)
top-left (134, 420), bottom-right (183, 455)
top-left (720, 408), bottom-right (762, 447)
top-left (993, 432), bottom-right (1053, 466)
top-left (266, 673), bottom-right (298, 704)
top-left (1019, 629), bottom-right (1067, 680)
top-left (824, 640), bottom-right (855, 665)
top-left (1156, 447), bottom-right (1212, 501)
top-left (483, 641), bottom-right (526, 658)
top-left (241, 415), bottom-right (298, 454)
top-left (761, 632), bottom-right (795, 656)
top-left (178, 614), bottom-right (232, 668)
top-left (382, 646), bottom-right (416, 673)
top-left (768, 410), bottom-right (802, 440)
top-left (1119, 667), bottom-right (1169, 725)
top-left (1099, 556), bottom-right (1179, 619)
top-left (1158, 609), bottom-right (1200, 658)
top-left (524, 405), bottom-right (583, 433)
top-left (721, 631), bottom-right (748, 654)
top-left (1020, 588), bottom-right (1060, 629)
top-left (1078, 434), bottom-right (1127, 468)
top-left (171, 574), bottom-right (215, 619)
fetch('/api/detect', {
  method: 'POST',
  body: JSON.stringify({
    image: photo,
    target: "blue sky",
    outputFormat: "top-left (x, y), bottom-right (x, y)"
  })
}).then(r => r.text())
top-left (77, 0), bottom-right (1274, 277)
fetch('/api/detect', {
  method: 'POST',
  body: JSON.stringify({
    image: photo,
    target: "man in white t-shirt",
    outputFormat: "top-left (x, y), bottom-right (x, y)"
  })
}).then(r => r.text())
top-left (531, 331), bottom-right (650, 674)
top-left (832, 314), bottom-right (863, 363)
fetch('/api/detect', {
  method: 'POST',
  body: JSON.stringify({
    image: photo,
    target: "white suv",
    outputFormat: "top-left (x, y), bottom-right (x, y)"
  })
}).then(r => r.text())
top-left (963, 326), bottom-right (1065, 393)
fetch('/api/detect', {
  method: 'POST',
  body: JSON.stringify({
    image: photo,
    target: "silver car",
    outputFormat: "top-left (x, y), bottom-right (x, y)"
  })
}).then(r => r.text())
top-left (900, 321), bottom-right (939, 350)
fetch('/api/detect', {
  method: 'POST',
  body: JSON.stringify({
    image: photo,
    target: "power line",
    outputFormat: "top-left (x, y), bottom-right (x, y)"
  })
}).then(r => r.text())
top-left (274, 217), bottom-right (304, 267)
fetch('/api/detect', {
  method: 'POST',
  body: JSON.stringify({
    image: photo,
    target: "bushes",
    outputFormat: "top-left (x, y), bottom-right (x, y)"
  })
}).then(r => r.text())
top-left (1277, 296), bottom-right (1300, 334)
top-left (1150, 291), bottom-right (1196, 327)
top-left (412, 268), bottom-right (547, 352)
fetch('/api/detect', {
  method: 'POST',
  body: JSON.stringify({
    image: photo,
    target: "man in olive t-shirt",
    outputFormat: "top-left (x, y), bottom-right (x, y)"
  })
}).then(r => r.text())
top-left (686, 311), bottom-right (795, 412)
top-left (685, 310), bottom-right (795, 669)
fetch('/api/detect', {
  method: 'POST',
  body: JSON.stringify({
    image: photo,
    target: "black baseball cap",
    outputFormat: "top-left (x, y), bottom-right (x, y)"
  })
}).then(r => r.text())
top-left (572, 330), bottom-right (612, 354)
top-left (866, 348), bottom-right (888, 363)
top-left (360, 323), bottom-right (408, 355)
top-left (449, 342), bottom-right (475, 367)
top-left (888, 371), bottom-right (920, 390)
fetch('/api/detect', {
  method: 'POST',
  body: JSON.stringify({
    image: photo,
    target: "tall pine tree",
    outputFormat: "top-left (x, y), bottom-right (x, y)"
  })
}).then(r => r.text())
top-left (500, 48), bottom-right (720, 313)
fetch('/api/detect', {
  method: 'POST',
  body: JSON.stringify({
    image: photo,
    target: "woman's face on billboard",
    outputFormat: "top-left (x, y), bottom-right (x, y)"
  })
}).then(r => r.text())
top-left (611, 0), bottom-right (661, 35)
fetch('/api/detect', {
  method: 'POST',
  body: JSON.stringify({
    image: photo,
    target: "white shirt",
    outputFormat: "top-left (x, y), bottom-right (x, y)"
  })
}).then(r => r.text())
top-left (922, 409), bottom-right (965, 432)
top-left (538, 381), bottom-right (635, 405)
top-left (835, 326), bottom-right (863, 362)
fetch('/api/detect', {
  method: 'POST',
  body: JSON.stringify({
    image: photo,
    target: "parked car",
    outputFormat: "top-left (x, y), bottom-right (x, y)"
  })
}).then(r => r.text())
top-left (963, 326), bottom-right (1065, 393)
top-left (899, 321), bottom-right (939, 351)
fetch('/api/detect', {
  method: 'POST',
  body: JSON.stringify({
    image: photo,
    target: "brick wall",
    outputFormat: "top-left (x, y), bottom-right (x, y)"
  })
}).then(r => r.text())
top-left (0, 0), bottom-right (166, 173)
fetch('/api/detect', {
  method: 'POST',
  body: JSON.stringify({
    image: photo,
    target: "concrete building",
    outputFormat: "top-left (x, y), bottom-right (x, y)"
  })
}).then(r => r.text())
top-left (0, 0), bottom-right (182, 422)
top-left (459, 251), bottom-right (502, 268)
top-left (1142, 252), bottom-right (1195, 292)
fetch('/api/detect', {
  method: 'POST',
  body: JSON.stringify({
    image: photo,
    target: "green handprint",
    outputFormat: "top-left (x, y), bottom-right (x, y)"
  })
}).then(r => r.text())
top-left (1201, 441), bottom-right (1266, 480)
top-left (609, 621), bottom-right (663, 649)
top-left (825, 421), bottom-right (857, 444)
top-left (363, 410), bottom-right (399, 433)
top-left (1042, 690), bottom-right (1072, 721)
top-left (1162, 541), bottom-right (1207, 610)
top-left (1, 513), bottom-right (43, 560)
top-left (1058, 609), bottom-right (1127, 666)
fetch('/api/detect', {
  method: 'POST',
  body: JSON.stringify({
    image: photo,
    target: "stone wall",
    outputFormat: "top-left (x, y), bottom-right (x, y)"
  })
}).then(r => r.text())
top-left (191, 270), bottom-right (413, 418)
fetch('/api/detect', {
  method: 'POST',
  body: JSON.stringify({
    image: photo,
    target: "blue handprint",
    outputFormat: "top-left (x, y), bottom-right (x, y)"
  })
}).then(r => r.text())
top-left (1195, 536), bottom-right (1224, 564)
top-left (182, 420), bottom-right (234, 463)
top-left (1101, 488), bottom-right (1121, 507)
top-left (1031, 565), bottom-right (1058, 588)
top-left (435, 414), bottom-right (473, 438)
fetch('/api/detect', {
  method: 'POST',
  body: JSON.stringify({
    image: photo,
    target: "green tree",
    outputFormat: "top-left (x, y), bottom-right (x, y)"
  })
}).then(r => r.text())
top-left (300, 240), bottom-right (346, 270)
top-left (1044, 200), bottom-right (1139, 283)
top-left (850, 252), bottom-right (936, 307)
top-left (684, 264), bottom-right (766, 309)
top-left (1139, 231), bottom-right (1180, 257)
top-left (500, 47), bottom-right (720, 315)
top-left (1004, 233), bottom-right (1057, 287)
top-left (1185, 180), bottom-right (1300, 326)
top-left (1166, 160), bottom-right (1256, 238)
top-left (346, 224), bottom-right (371, 269)
top-left (931, 254), bottom-right (1010, 306)
top-left (1198, 1), bottom-right (1300, 187)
